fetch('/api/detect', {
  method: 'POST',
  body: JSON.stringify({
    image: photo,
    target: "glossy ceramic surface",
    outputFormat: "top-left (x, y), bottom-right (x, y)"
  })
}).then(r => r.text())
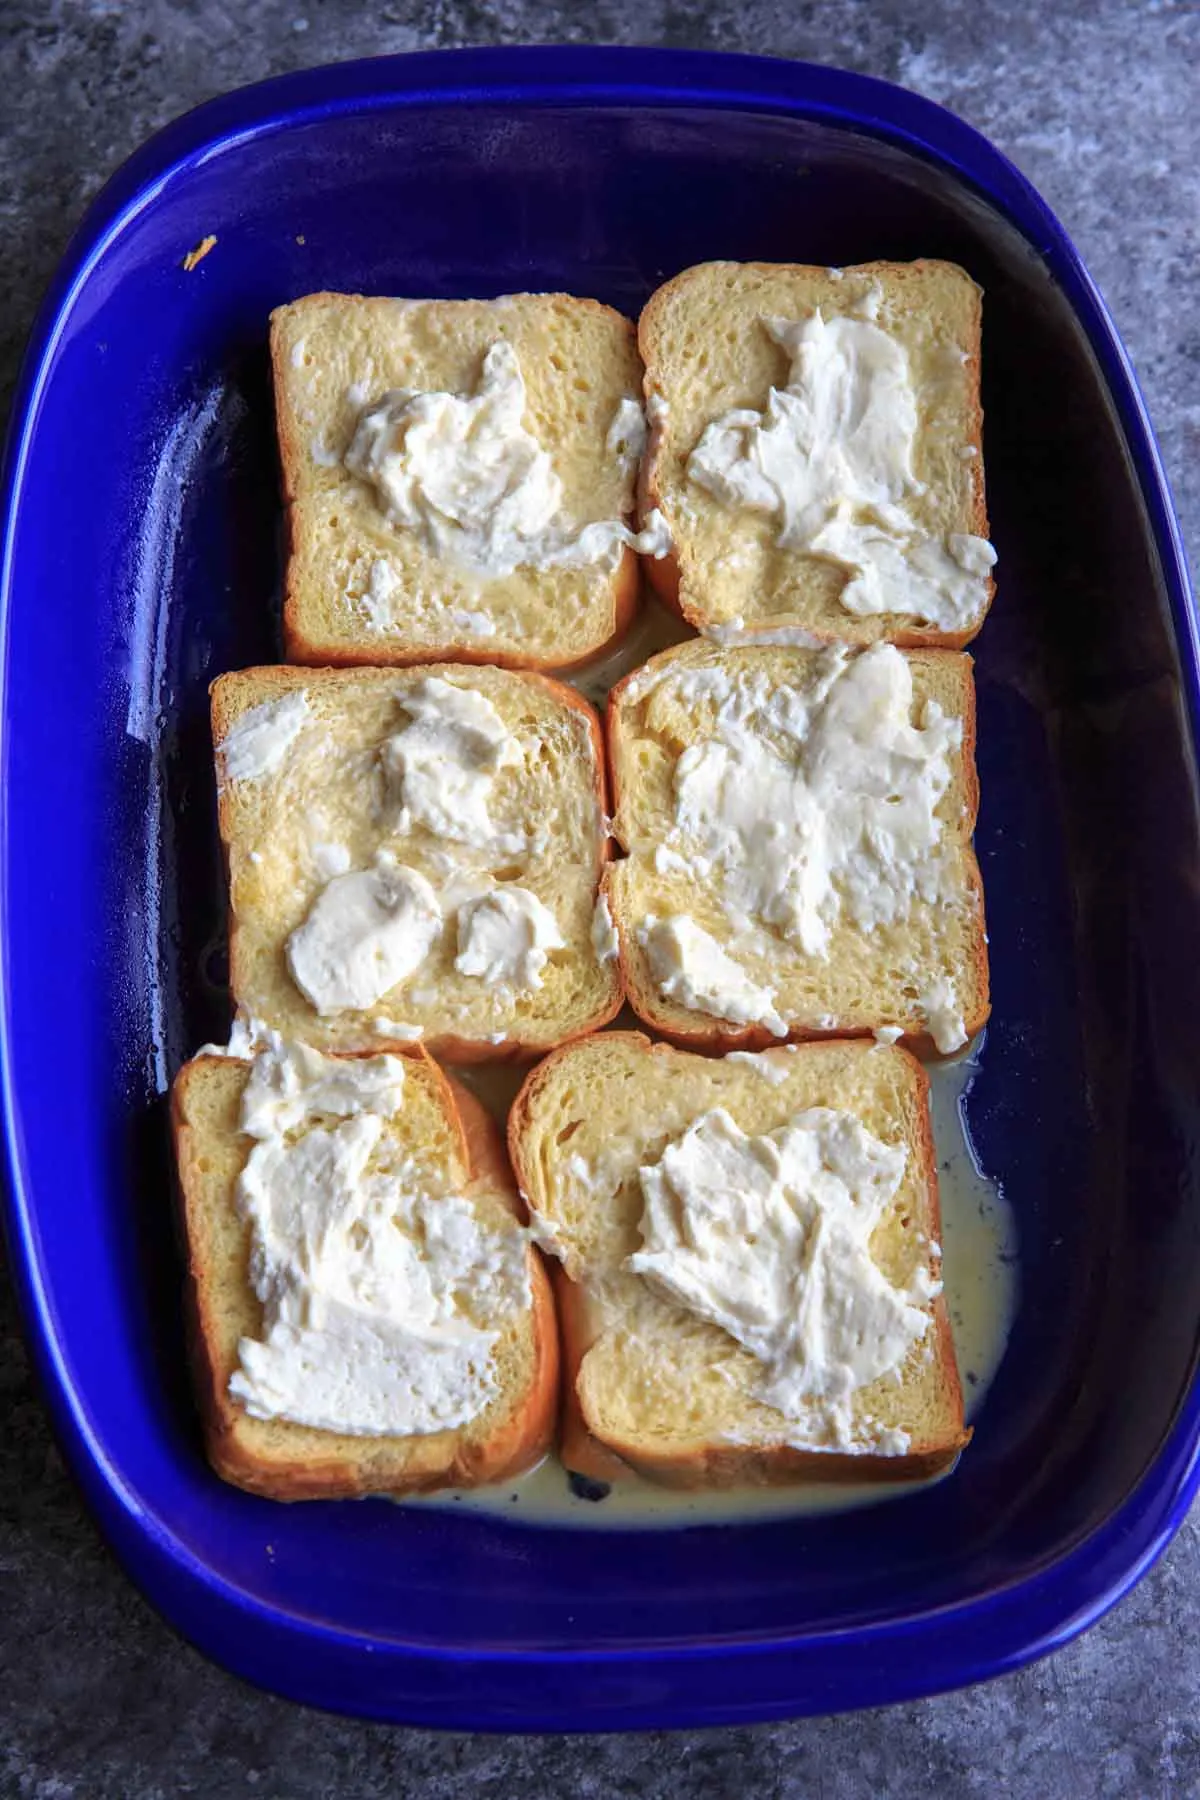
top-left (1, 47), bottom-right (1197, 1728)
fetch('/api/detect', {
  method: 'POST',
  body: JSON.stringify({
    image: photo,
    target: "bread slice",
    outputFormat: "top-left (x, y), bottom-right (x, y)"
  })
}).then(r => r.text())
top-left (604, 638), bottom-right (989, 1057)
top-left (272, 291), bottom-right (648, 671)
top-left (510, 1033), bottom-right (968, 1487)
top-left (211, 663), bottom-right (622, 1059)
top-left (639, 260), bottom-right (993, 645)
top-left (172, 1047), bottom-right (557, 1499)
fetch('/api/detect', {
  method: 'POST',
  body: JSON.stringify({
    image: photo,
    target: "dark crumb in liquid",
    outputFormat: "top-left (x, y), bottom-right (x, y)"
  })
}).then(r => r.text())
top-left (567, 1472), bottom-right (612, 1503)
top-left (966, 1370), bottom-right (979, 1386)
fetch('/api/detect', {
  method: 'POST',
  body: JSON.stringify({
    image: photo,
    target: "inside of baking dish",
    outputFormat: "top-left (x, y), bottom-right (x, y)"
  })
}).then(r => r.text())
top-left (7, 90), bottom-right (1200, 1659)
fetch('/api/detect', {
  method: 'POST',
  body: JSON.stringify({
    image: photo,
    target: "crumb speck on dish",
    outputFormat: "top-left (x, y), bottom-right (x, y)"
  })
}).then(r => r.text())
top-left (181, 235), bottom-right (218, 271)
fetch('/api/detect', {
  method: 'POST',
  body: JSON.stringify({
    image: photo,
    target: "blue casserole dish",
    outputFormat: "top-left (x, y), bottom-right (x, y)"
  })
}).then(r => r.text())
top-left (1, 45), bottom-right (1198, 1729)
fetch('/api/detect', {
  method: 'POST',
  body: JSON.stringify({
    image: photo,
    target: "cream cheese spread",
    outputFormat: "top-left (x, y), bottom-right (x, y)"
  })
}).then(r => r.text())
top-left (659, 645), bottom-right (961, 961)
top-left (724, 1049), bottom-right (794, 1084)
top-left (196, 1011), bottom-right (269, 1060)
top-left (311, 841), bottom-right (352, 881)
top-left (449, 609), bottom-right (498, 637)
top-left (382, 676), bottom-right (526, 852)
top-left (454, 886), bottom-right (564, 988)
top-left (278, 676), bottom-right (607, 1027)
top-left (591, 893), bottom-right (620, 964)
top-left (218, 691), bottom-right (310, 784)
top-left (686, 310), bottom-right (995, 630)
top-left (343, 342), bottom-right (670, 578)
top-left (286, 855), bottom-right (442, 1014)
top-left (606, 395), bottom-right (648, 467)
top-left (640, 915), bottom-right (787, 1035)
top-left (240, 1032), bottom-right (408, 1137)
top-left (362, 557), bottom-right (400, 629)
top-left (229, 1040), bottom-right (531, 1436)
top-left (700, 622), bottom-right (827, 649)
top-left (919, 977), bottom-right (968, 1054)
top-left (810, 515), bottom-right (996, 627)
top-left (371, 1017), bottom-right (425, 1040)
top-left (629, 1106), bottom-right (935, 1445)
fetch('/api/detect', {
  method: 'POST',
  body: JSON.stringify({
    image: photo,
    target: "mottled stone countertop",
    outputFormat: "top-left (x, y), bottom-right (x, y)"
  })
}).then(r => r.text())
top-left (2, 2), bottom-right (1198, 1795)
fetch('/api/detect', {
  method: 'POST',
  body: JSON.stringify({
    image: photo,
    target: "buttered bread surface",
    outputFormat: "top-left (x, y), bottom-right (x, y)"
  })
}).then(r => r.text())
top-left (175, 261), bottom-right (1004, 1505)
top-left (272, 292), bottom-right (666, 670)
top-left (639, 259), bottom-right (995, 644)
top-left (172, 1041), bottom-right (557, 1498)
top-left (605, 638), bottom-right (989, 1056)
top-left (212, 664), bottom-right (621, 1059)
top-left (510, 1034), bottom-right (968, 1488)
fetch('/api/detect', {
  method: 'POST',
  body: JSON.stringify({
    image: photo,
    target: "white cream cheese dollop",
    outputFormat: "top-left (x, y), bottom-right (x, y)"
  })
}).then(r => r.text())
top-left (812, 517), bottom-right (996, 629)
top-left (196, 1012), bottom-right (270, 1061)
top-left (629, 1106), bottom-right (935, 1447)
top-left (454, 886), bottom-right (564, 988)
top-left (229, 1040), bottom-right (531, 1437)
top-left (219, 691), bottom-right (310, 784)
top-left (640, 915), bottom-right (787, 1036)
top-left (344, 342), bottom-right (670, 578)
top-left (919, 977), bottom-right (968, 1055)
top-left (662, 644), bottom-right (961, 960)
top-left (606, 395), bottom-right (648, 468)
top-left (311, 841), bottom-right (352, 881)
top-left (361, 558), bottom-right (400, 630)
top-left (450, 609), bottom-right (498, 637)
top-left (591, 893), bottom-right (620, 964)
top-left (239, 1032), bottom-right (408, 1136)
top-left (286, 856), bottom-right (442, 1014)
top-left (724, 1049), bottom-right (793, 1084)
top-left (281, 678), bottom-right (599, 1023)
top-left (686, 309), bottom-right (995, 631)
top-left (383, 676), bottom-right (525, 851)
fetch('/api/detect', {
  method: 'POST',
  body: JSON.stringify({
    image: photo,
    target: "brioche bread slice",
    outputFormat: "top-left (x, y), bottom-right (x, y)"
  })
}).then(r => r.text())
top-left (172, 1047), bottom-right (557, 1499)
top-left (212, 663), bottom-right (622, 1060)
top-left (272, 292), bottom-right (648, 671)
top-left (639, 260), bottom-right (993, 645)
top-left (510, 1033), bottom-right (967, 1487)
top-left (605, 638), bottom-right (989, 1057)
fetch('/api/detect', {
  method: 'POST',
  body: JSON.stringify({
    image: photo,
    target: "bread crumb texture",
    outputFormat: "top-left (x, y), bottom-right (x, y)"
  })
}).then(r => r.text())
top-left (172, 1049), bottom-right (556, 1497)
top-left (640, 260), bottom-right (991, 644)
top-left (212, 663), bottom-right (620, 1058)
top-left (511, 1034), bottom-right (968, 1485)
top-left (606, 639), bottom-right (989, 1054)
top-left (272, 292), bottom-right (645, 668)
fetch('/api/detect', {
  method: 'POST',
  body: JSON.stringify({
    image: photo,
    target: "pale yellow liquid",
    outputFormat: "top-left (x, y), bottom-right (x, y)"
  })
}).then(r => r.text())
top-left (563, 591), bottom-right (694, 709)
top-left (411, 1041), bottom-right (1017, 1530)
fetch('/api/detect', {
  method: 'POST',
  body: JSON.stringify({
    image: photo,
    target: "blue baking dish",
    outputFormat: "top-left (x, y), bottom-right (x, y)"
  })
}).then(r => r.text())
top-left (2, 44), bottom-right (1198, 1729)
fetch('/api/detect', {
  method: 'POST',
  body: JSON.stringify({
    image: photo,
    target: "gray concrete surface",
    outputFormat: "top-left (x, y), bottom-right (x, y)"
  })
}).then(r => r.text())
top-left (2, 1), bottom-right (1199, 1794)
